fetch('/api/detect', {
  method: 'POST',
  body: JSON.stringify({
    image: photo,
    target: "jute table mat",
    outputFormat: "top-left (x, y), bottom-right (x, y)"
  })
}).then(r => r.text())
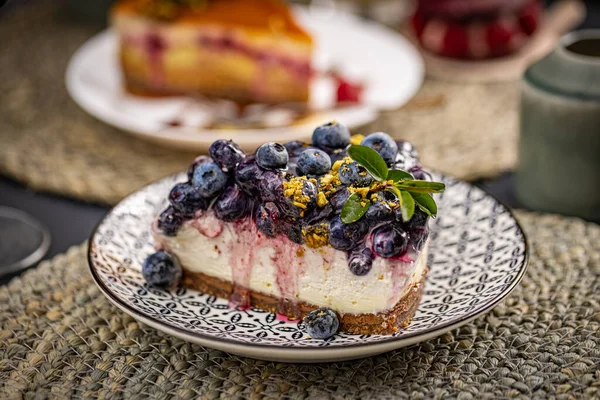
top-left (2, 211), bottom-right (599, 399)
top-left (0, 2), bottom-right (519, 206)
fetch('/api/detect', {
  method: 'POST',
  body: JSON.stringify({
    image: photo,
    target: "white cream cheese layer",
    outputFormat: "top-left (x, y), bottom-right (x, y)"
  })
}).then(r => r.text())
top-left (158, 221), bottom-right (428, 315)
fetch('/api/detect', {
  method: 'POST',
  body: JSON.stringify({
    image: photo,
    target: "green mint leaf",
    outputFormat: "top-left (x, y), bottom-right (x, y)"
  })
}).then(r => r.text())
top-left (411, 192), bottom-right (437, 217)
top-left (341, 193), bottom-right (371, 224)
top-left (387, 170), bottom-right (413, 182)
top-left (348, 145), bottom-right (388, 181)
top-left (400, 190), bottom-right (415, 222)
top-left (396, 181), bottom-right (445, 194)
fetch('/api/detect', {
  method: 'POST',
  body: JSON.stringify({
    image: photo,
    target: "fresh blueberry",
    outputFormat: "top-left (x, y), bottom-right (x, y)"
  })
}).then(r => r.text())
top-left (312, 121), bottom-right (351, 150)
top-left (348, 247), bottom-right (374, 276)
top-left (157, 206), bottom-right (184, 237)
top-left (258, 171), bottom-right (284, 203)
top-left (328, 215), bottom-right (369, 250)
top-left (192, 161), bottom-right (228, 198)
top-left (279, 218), bottom-right (304, 244)
top-left (283, 140), bottom-right (307, 155)
top-left (142, 251), bottom-right (182, 288)
top-left (256, 142), bottom-right (289, 170)
top-left (372, 226), bottom-right (408, 258)
top-left (365, 201), bottom-right (394, 224)
top-left (235, 156), bottom-right (263, 195)
top-left (361, 132), bottom-right (398, 165)
top-left (187, 155), bottom-right (210, 180)
top-left (338, 161), bottom-right (373, 187)
top-left (409, 166), bottom-right (432, 181)
top-left (215, 185), bottom-right (250, 221)
top-left (296, 149), bottom-right (332, 176)
top-left (168, 182), bottom-right (208, 216)
top-left (303, 308), bottom-right (340, 339)
top-left (329, 187), bottom-right (350, 212)
top-left (209, 139), bottom-right (245, 171)
top-left (255, 202), bottom-right (279, 237)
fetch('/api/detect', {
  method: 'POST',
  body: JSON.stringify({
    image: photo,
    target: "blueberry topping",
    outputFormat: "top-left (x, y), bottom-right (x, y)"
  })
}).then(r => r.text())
top-left (279, 218), bottom-right (304, 244)
top-left (255, 202), bottom-right (279, 237)
top-left (361, 132), bottom-right (398, 165)
top-left (328, 215), bottom-right (368, 250)
top-left (328, 148), bottom-right (348, 163)
top-left (157, 206), bottom-right (184, 237)
top-left (296, 149), bottom-right (332, 176)
top-left (348, 247), bottom-right (374, 276)
top-left (410, 225), bottom-right (430, 252)
top-left (215, 185), bottom-right (250, 221)
top-left (372, 227), bottom-right (408, 258)
top-left (235, 156), bottom-right (263, 195)
top-left (283, 140), bottom-right (306, 155)
top-left (192, 161), bottom-right (228, 198)
top-left (303, 308), bottom-right (340, 339)
top-left (312, 121), bottom-right (351, 150)
top-left (256, 142), bottom-right (289, 170)
top-left (168, 182), bottom-right (208, 216)
top-left (365, 201), bottom-right (394, 225)
top-left (258, 171), bottom-right (284, 203)
top-left (209, 139), bottom-right (245, 171)
top-left (401, 208), bottom-right (429, 230)
top-left (142, 251), bottom-right (182, 288)
top-left (339, 161), bottom-right (373, 187)
top-left (304, 203), bottom-right (334, 225)
top-left (329, 187), bottom-right (350, 212)
top-left (187, 155), bottom-right (210, 180)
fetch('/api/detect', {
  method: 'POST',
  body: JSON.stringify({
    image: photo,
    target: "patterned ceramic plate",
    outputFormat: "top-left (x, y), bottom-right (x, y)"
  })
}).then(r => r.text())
top-left (88, 173), bottom-right (528, 363)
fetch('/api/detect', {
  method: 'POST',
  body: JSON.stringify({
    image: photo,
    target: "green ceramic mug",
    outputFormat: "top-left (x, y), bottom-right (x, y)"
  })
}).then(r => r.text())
top-left (517, 30), bottom-right (600, 221)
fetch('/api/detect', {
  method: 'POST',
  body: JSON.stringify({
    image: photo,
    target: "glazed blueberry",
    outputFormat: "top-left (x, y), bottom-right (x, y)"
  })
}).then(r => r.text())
top-left (409, 166), bottom-right (432, 182)
top-left (410, 225), bottom-right (430, 252)
top-left (157, 206), bottom-right (184, 237)
top-left (235, 156), bottom-right (263, 195)
top-left (256, 142), bottom-right (289, 170)
top-left (303, 308), bottom-right (340, 340)
top-left (365, 201), bottom-right (394, 224)
top-left (258, 171), bottom-right (284, 203)
top-left (296, 149), bottom-right (332, 176)
top-left (304, 203), bottom-right (334, 225)
top-left (142, 251), bottom-right (182, 288)
top-left (348, 247), bottom-right (374, 276)
top-left (338, 161), bottom-right (373, 187)
top-left (279, 218), bottom-right (304, 244)
top-left (312, 121), bottom-right (351, 150)
top-left (209, 139), bottom-right (245, 171)
top-left (255, 202), bottom-right (279, 237)
top-left (401, 208), bottom-right (429, 230)
top-left (215, 185), bottom-right (250, 221)
top-left (168, 182), bottom-right (208, 216)
top-left (328, 216), bottom-right (369, 250)
top-left (329, 187), bottom-right (350, 212)
top-left (372, 226), bottom-right (408, 258)
top-left (186, 155), bottom-right (210, 180)
top-left (361, 132), bottom-right (398, 165)
top-left (192, 161), bottom-right (228, 198)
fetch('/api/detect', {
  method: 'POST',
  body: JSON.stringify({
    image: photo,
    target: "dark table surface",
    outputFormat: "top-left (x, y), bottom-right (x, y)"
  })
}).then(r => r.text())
top-left (1, 0), bottom-right (598, 285)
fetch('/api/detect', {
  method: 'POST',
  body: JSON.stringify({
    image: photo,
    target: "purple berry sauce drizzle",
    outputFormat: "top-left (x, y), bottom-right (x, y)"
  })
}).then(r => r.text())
top-left (154, 122), bottom-right (433, 315)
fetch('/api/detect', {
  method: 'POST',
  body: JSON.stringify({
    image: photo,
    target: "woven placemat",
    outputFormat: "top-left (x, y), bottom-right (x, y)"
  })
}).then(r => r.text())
top-left (0, 2), bottom-right (519, 206)
top-left (2, 211), bottom-right (599, 398)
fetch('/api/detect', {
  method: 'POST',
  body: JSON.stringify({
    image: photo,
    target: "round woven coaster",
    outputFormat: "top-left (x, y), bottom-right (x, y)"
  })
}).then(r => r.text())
top-left (0, 3), bottom-right (519, 206)
top-left (1, 211), bottom-right (599, 398)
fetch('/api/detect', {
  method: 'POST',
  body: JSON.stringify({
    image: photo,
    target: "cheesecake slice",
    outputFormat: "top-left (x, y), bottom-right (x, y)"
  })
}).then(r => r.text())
top-left (111, 0), bottom-right (313, 104)
top-left (150, 123), bottom-right (442, 335)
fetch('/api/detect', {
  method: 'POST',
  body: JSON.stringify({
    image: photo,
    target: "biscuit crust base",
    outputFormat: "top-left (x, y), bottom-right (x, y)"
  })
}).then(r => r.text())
top-left (182, 269), bottom-right (427, 335)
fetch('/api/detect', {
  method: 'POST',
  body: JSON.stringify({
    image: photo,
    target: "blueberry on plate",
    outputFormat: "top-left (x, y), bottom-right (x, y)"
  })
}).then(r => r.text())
top-left (303, 308), bottom-right (340, 339)
top-left (209, 139), bottom-right (245, 171)
top-left (142, 251), bottom-right (182, 288)
top-left (348, 247), bottom-right (374, 276)
top-left (328, 215), bottom-right (369, 250)
top-left (372, 226), bottom-right (408, 258)
top-left (157, 206), bottom-right (184, 237)
top-left (215, 185), bottom-right (250, 221)
top-left (192, 161), bottom-right (228, 198)
top-left (255, 202), bottom-right (280, 237)
top-left (235, 156), bottom-right (263, 195)
top-left (338, 161), bottom-right (373, 187)
top-left (296, 148), bottom-right (332, 176)
top-left (168, 182), bottom-right (208, 216)
top-left (312, 121), bottom-right (351, 150)
top-left (256, 142), bottom-right (289, 170)
top-left (361, 132), bottom-right (398, 165)
top-left (186, 155), bottom-right (211, 180)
